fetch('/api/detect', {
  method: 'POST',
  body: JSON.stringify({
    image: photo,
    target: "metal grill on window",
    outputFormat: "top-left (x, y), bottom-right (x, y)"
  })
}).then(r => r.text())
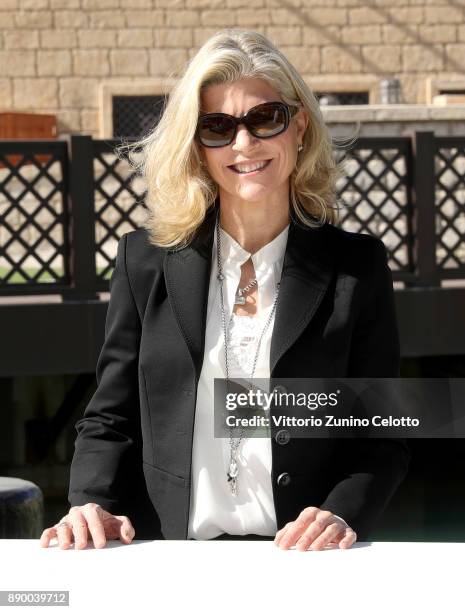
top-left (112, 95), bottom-right (166, 138)
top-left (316, 92), bottom-right (369, 105)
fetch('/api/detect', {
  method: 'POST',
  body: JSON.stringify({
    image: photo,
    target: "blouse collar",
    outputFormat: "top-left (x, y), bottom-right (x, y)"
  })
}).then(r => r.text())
top-left (216, 223), bottom-right (290, 274)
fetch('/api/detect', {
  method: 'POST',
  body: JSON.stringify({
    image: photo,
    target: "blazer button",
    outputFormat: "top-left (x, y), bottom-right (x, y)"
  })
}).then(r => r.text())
top-left (275, 429), bottom-right (291, 445)
top-left (273, 385), bottom-right (288, 395)
top-left (277, 472), bottom-right (291, 487)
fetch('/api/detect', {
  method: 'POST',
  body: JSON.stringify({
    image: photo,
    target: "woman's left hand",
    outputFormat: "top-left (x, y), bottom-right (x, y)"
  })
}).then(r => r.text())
top-left (274, 507), bottom-right (357, 551)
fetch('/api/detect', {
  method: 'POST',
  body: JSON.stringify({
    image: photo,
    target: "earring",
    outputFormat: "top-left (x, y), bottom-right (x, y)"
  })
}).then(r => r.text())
top-left (298, 145), bottom-right (303, 152)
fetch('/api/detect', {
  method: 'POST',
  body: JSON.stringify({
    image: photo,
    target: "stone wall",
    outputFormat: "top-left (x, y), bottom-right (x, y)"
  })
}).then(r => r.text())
top-left (0, 0), bottom-right (464, 137)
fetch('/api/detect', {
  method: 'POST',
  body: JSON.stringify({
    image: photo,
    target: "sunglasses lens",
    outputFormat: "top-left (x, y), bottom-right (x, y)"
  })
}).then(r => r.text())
top-left (247, 103), bottom-right (287, 137)
top-left (198, 115), bottom-right (235, 147)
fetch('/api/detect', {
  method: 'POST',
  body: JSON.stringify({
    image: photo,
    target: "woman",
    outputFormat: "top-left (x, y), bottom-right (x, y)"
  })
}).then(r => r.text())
top-left (40, 29), bottom-right (409, 551)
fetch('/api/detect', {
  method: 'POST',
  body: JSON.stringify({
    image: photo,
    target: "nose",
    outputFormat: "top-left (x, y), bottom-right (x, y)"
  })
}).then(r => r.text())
top-left (231, 124), bottom-right (259, 151)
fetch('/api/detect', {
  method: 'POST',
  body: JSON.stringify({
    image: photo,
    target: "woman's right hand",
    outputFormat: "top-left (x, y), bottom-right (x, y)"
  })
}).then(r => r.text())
top-left (39, 503), bottom-right (135, 549)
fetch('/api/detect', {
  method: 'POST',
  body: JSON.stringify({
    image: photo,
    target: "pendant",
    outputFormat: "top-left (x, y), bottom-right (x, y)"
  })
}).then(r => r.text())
top-left (227, 460), bottom-right (239, 496)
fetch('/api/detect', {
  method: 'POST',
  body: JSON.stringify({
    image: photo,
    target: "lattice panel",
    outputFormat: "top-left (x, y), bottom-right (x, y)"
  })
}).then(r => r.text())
top-left (335, 145), bottom-right (413, 273)
top-left (93, 142), bottom-right (148, 281)
top-left (0, 149), bottom-right (68, 285)
top-left (435, 146), bottom-right (465, 273)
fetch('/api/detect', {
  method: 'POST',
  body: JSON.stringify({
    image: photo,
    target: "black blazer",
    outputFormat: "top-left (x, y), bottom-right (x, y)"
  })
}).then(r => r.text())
top-left (68, 199), bottom-right (410, 540)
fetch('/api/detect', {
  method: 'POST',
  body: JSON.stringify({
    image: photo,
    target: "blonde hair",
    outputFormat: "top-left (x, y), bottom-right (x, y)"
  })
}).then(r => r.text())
top-left (118, 28), bottom-right (355, 249)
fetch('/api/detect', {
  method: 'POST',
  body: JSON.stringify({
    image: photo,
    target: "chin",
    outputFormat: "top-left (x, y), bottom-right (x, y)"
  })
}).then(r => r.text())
top-left (235, 192), bottom-right (273, 204)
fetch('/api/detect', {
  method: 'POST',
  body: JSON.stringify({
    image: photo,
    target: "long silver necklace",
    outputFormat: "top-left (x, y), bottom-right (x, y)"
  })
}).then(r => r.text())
top-left (216, 214), bottom-right (281, 496)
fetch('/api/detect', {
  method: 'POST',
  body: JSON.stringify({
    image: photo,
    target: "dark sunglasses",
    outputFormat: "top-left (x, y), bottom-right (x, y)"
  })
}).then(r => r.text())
top-left (196, 101), bottom-right (300, 148)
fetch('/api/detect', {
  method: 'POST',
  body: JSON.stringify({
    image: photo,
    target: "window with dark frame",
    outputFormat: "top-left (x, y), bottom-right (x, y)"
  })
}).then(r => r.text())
top-left (112, 95), bottom-right (166, 138)
top-left (315, 92), bottom-right (369, 105)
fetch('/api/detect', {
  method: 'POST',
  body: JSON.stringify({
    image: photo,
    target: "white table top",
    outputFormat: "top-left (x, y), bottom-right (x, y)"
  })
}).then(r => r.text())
top-left (0, 540), bottom-right (462, 611)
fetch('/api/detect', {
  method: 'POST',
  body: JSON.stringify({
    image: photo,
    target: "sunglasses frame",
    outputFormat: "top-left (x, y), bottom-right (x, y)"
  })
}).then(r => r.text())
top-left (196, 101), bottom-right (301, 148)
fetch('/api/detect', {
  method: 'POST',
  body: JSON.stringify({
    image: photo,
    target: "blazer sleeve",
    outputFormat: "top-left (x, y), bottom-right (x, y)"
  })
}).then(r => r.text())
top-left (68, 234), bottom-right (153, 528)
top-left (320, 238), bottom-right (410, 540)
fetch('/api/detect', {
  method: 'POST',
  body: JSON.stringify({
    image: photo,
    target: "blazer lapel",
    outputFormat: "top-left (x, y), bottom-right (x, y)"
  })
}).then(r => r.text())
top-left (164, 199), bottom-right (335, 380)
top-left (269, 220), bottom-right (335, 375)
top-left (163, 200), bottom-right (218, 379)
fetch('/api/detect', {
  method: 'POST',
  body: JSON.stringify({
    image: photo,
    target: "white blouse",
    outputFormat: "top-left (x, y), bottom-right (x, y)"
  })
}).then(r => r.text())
top-left (187, 221), bottom-right (290, 539)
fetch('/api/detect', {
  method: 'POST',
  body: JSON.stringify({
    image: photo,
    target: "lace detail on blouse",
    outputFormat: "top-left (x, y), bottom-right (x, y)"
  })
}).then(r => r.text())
top-left (227, 313), bottom-right (263, 376)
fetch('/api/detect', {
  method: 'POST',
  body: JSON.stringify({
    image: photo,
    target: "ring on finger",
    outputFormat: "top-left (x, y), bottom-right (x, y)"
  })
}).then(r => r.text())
top-left (57, 521), bottom-right (70, 529)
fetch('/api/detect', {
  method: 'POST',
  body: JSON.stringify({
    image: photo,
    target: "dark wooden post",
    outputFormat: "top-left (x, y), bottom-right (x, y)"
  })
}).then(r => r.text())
top-left (62, 135), bottom-right (99, 301)
top-left (411, 131), bottom-right (440, 287)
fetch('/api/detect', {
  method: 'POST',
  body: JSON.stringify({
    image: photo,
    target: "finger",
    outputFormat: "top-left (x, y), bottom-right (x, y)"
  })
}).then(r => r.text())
top-left (55, 521), bottom-right (73, 550)
top-left (331, 527), bottom-right (350, 544)
top-left (273, 522), bottom-right (292, 546)
top-left (274, 523), bottom-right (290, 544)
top-left (81, 505), bottom-right (107, 549)
top-left (279, 509), bottom-right (325, 550)
top-left (278, 507), bottom-right (320, 549)
top-left (68, 508), bottom-right (89, 549)
top-left (278, 522), bottom-right (307, 549)
top-left (115, 516), bottom-right (135, 544)
top-left (338, 529), bottom-right (357, 549)
top-left (301, 522), bottom-right (345, 552)
top-left (39, 527), bottom-right (57, 548)
top-left (298, 510), bottom-right (341, 546)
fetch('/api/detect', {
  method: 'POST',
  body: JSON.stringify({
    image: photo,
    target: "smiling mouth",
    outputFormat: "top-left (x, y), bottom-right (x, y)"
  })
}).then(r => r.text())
top-left (228, 159), bottom-right (272, 175)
